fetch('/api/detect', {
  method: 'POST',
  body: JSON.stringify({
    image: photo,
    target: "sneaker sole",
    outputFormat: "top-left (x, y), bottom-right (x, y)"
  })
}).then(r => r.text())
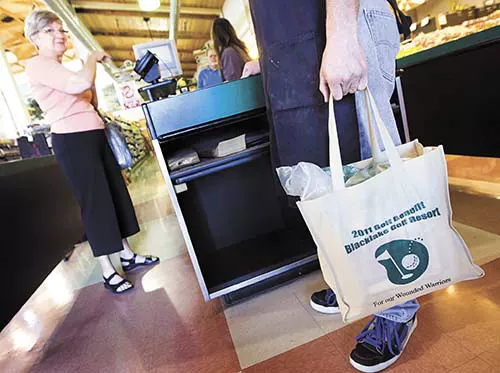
top-left (349, 317), bottom-right (418, 373)
top-left (309, 299), bottom-right (341, 314)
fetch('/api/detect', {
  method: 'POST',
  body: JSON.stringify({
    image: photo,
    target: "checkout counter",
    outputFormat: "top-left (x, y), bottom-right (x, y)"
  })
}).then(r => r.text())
top-left (395, 25), bottom-right (500, 157)
top-left (142, 75), bottom-right (318, 303)
top-left (142, 23), bottom-right (499, 301)
top-left (1, 156), bottom-right (83, 330)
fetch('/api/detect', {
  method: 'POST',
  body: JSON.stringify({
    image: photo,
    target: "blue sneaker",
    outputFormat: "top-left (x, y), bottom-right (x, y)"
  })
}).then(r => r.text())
top-left (349, 315), bottom-right (417, 372)
top-left (310, 288), bottom-right (340, 314)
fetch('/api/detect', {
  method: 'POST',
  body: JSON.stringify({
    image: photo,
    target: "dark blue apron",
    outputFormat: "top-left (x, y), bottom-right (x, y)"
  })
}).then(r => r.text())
top-left (249, 0), bottom-right (360, 168)
top-left (249, 0), bottom-right (410, 168)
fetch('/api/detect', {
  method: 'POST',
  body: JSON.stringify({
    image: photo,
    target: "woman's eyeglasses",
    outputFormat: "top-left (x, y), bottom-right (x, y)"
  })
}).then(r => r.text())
top-left (40, 28), bottom-right (69, 35)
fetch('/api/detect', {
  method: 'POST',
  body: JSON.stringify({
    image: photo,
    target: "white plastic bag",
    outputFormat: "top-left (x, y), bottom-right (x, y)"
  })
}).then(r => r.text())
top-left (277, 143), bottom-right (422, 201)
top-left (276, 162), bottom-right (332, 200)
top-left (295, 90), bottom-right (484, 323)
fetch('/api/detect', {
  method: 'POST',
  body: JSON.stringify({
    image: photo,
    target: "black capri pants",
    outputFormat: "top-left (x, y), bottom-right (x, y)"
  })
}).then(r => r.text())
top-left (52, 129), bottom-right (140, 257)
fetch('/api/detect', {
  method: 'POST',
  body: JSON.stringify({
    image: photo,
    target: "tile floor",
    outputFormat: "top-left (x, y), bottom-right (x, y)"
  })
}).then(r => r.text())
top-left (1, 154), bottom-right (499, 373)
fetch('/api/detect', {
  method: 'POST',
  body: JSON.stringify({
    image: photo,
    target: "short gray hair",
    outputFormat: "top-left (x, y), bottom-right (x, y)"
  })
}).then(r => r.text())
top-left (24, 10), bottom-right (62, 44)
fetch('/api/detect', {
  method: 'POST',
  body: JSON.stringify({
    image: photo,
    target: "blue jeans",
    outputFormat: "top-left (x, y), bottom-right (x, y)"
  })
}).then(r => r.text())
top-left (376, 299), bottom-right (419, 323)
top-left (357, 0), bottom-right (419, 323)
top-left (250, 0), bottom-right (418, 323)
top-left (355, 0), bottom-right (403, 159)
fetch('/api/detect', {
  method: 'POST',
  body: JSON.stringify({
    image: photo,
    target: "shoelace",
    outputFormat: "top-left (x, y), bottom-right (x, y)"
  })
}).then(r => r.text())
top-left (356, 316), bottom-right (403, 356)
top-left (325, 289), bottom-right (337, 306)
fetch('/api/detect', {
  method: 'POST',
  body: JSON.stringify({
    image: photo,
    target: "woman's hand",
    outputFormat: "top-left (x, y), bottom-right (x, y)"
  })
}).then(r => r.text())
top-left (90, 51), bottom-right (111, 64)
top-left (241, 60), bottom-right (261, 78)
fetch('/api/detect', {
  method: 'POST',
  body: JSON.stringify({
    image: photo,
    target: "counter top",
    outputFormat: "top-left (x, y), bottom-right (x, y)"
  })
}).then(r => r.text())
top-left (0, 155), bottom-right (57, 178)
top-left (142, 75), bottom-right (266, 141)
top-left (397, 25), bottom-right (500, 69)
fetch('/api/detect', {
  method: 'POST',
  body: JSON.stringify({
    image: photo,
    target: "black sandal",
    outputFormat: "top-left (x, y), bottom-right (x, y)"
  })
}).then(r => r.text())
top-left (103, 272), bottom-right (134, 294)
top-left (121, 254), bottom-right (160, 272)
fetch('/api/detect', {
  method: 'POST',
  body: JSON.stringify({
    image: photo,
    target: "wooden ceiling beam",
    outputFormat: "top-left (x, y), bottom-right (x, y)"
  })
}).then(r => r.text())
top-left (3, 0), bottom-right (45, 8)
top-left (181, 63), bottom-right (198, 69)
top-left (95, 34), bottom-right (207, 44)
top-left (113, 59), bottom-right (197, 69)
top-left (72, 1), bottom-right (220, 17)
top-left (0, 6), bottom-right (26, 23)
top-left (113, 67), bottom-right (198, 75)
top-left (7, 45), bottom-right (37, 62)
top-left (111, 55), bottom-right (197, 64)
top-left (104, 47), bottom-right (193, 54)
top-left (2, 34), bottom-right (23, 49)
top-left (0, 22), bottom-right (24, 33)
top-left (91, 29), bottom-right (207, 40)
top-left (8, 42), bottom-right (34, 52)
top-left (0, 5), bottom-right (31, 50)
top-left (179, 58), bottom-right (197, 64)
top-left (75, 8), bottom-right (217, 20)
top-left (113, 58), bottom-right (196, 66)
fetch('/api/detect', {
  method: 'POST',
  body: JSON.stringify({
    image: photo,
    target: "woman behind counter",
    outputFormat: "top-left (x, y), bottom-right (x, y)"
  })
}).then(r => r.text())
top-left (24, 10), bottom-right (159, 294)
top-left (212, 18), bottom-right (251, 82)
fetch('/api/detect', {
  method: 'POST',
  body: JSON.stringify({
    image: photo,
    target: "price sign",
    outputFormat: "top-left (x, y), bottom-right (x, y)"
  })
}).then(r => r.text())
top-left (115, 81), bottom-right (141, 110)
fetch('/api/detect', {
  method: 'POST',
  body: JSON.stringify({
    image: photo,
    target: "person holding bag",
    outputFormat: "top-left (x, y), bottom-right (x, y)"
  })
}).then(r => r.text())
top-left (24, 10), bottom-right (159, 294)
top-left (245, 0), bottom-right (420, 371)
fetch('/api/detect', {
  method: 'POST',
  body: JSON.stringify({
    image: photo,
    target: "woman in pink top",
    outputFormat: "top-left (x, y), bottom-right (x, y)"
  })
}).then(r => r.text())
top-left (24, 10), bottom-right (159, 294)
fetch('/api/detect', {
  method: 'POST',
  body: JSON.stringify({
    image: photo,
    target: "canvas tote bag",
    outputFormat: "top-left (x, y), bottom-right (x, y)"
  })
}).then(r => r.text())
top-left (297, 90), bottom-right (484, 323)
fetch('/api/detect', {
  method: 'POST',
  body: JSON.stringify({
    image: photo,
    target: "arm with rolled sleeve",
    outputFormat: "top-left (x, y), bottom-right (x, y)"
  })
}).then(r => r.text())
top-left (26, 53), bottom-right (101, 95)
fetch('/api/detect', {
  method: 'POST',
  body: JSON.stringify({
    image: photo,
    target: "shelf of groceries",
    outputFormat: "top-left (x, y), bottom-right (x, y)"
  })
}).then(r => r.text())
top-left (0, 114), bottom-right (150, 169)
top-left (397, 6), bottom-right (500, 60)
top-left (0, 139), bottom-right (19, 163)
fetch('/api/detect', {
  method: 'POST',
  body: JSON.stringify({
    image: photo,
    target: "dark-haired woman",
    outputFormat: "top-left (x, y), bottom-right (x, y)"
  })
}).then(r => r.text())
top-left (212, 18), bottom-right (251, 82)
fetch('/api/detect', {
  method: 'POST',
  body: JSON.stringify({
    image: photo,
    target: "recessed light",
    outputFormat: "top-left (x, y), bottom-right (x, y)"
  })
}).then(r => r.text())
top-left (1, 16), bottom-right (15, 23)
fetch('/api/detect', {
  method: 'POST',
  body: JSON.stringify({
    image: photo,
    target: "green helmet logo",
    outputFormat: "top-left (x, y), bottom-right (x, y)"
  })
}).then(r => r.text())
top-left (375, 239), bottom-right (429, 285)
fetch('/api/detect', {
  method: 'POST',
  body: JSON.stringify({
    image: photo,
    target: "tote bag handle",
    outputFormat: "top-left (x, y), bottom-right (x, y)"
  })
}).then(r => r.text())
top-left (328, 89), bottom-right (404, 191)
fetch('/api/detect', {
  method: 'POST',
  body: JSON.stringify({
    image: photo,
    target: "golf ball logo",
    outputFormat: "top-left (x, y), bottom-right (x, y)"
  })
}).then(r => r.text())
top-left (375, 239), bottom-right (429, 285)
top-left (402, 254), bottom-right (420, 270)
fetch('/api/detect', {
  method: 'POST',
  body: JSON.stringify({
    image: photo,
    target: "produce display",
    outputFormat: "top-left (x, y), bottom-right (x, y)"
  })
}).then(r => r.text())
top-left (398, 10), bottom-right (500, 59)
top-left (0, 139), bottom-right (19, 162)
top-left (116, 119), bottom-right (149, 165)
top-left (101, 114), bottom-right (150, 167)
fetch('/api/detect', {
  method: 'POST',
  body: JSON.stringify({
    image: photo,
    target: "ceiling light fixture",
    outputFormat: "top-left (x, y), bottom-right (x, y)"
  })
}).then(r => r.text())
top-left (138, 0), bottom-right (160, 12)
top-left (1, 16), bottom-right (14, 23)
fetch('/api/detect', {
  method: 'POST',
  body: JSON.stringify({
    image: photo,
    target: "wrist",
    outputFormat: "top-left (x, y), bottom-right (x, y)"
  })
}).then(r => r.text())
top-left (326, 21), bottom-right (358, 43)
top-left (325, 0), bottom-right (359, 42)
top-left (326, 29), bottom-right (358, 46)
